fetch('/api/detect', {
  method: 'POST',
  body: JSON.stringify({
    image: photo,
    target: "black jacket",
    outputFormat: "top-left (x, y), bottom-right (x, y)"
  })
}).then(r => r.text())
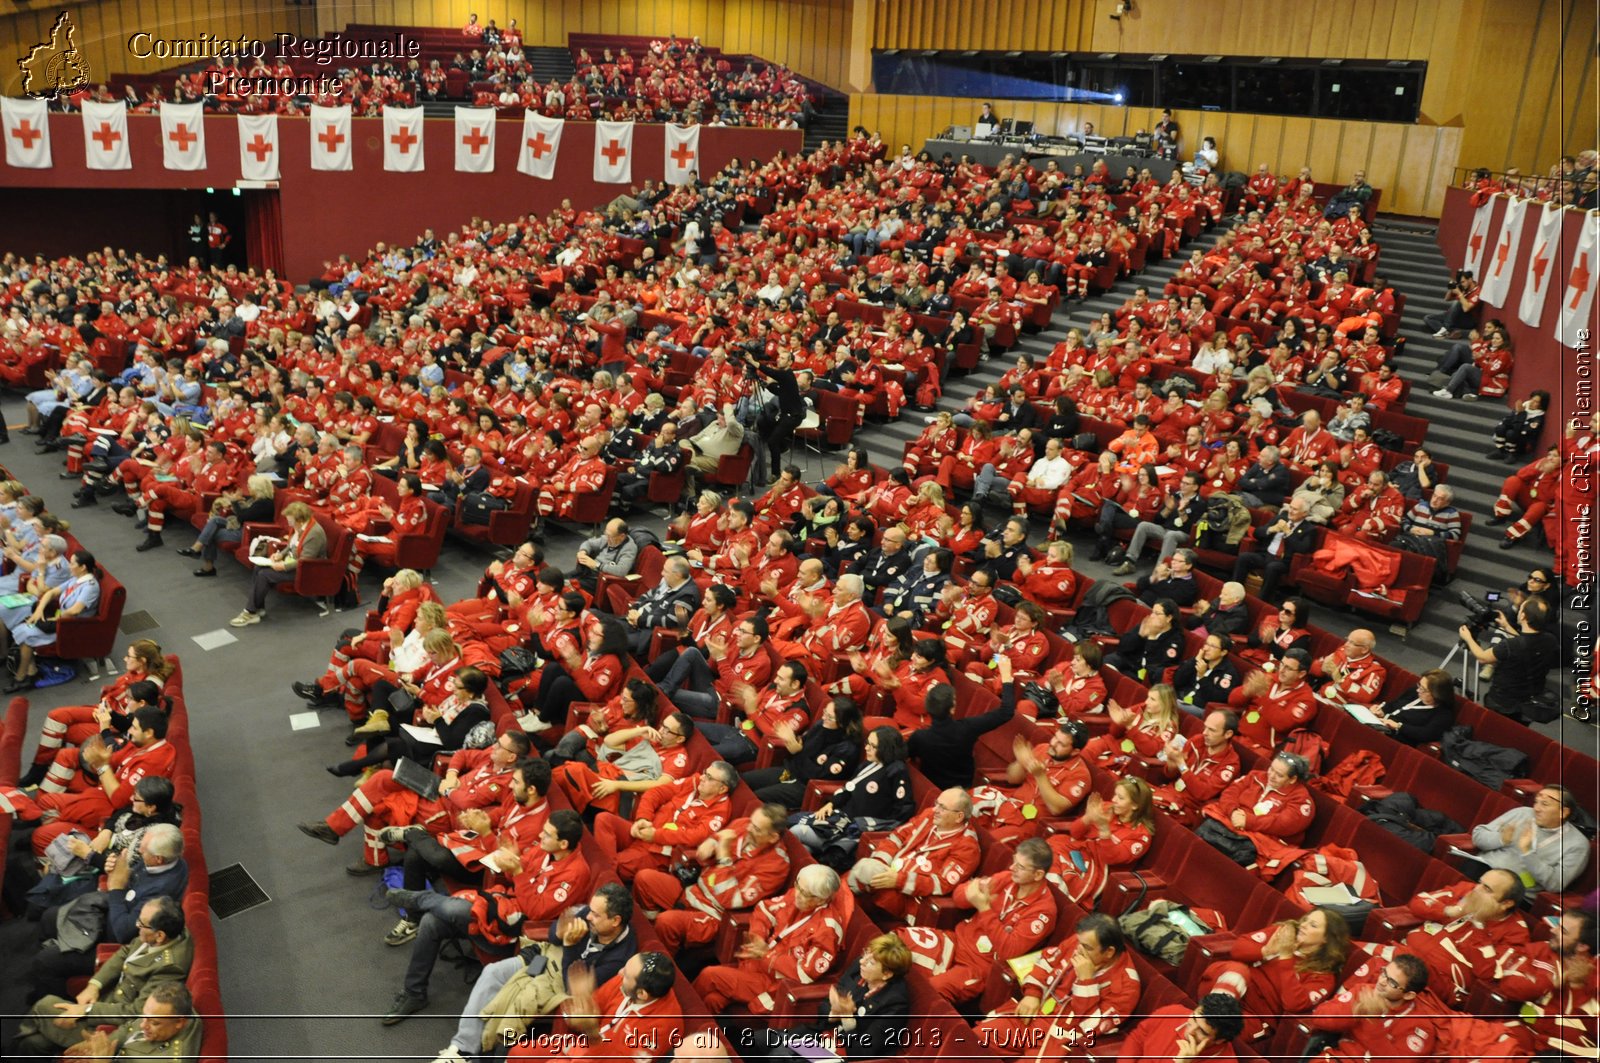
top-left (1105, 625), bottom-right (1185, 684)
top-left (1172, 656), bottom-right (1243, 709)
top-left (795, 963), bottom-right (911, 1060)
top-left (1238, 461), bottom-right (1293, 506)
top-left (854, 546), bottom-right (914, 592)
top-left (908, 701), bottom-right (1017, 790)
top-left (833, 760), bottom-right (915, 824)
top-left (536, 910), bottom-right (636, 984)
top-left (1378, 689), bottom-right (1457, 746)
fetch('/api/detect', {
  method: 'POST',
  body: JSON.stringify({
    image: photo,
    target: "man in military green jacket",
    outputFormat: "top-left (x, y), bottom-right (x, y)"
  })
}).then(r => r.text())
top-left (65, 982), bottom-right (204, 1060)
top-left (14, 896), bottom-right (193, 1055)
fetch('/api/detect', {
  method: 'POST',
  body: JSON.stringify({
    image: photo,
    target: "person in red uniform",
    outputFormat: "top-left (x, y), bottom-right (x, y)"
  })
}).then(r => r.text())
top-left (296, 730), bottom-right (530, 871)
top-left (1200, 750), bottom-right (1316, 880)
top-left (1332, 470), bottom-right (1407, 541)
top-left (1046, 776), bottom-right (1156, 906)
top-left (1307, 954), bottom-right (1444, 1061)
top-left (511, 952), bottom-right (682, 1061)
top-left (1, 706), bottom-right (175, 857)
top-left (692, 863), bottom-right (854, 1014)
top-left (591, 763), bottom-right (736, 883)
top-left (895, 838), bottom-right (1058, 1003)
top-left (845, 787), bottom-right (982, 920)
top-left (975, 913), bottom-right (1143, 1055)
top-left (1309, 629), bottom-right (1387, 705)
top-left (1227, 649), bottom-right (1315, 753)
top-left (1489, 447), bottom-right (1562, 549)
top-left (534, 434), bottom-right (608, 522)
top-left (1199, 908), bottom-right (1351, 1044)
top-left (636, 805), bottom-right (792, 951)
top-left (1115, 994), bottom-right (1245, 1061)
top-left (1495, 908), bottom-right (1598, 1057)
top-left (1371, 869), bottom-right (1532, 1007)
top-left (24, 639), bottom-right (173, 789)
top-left (971, 721), bottom-right (1092, 843)
top-left (1152, 708), bottom-right (1241, 826)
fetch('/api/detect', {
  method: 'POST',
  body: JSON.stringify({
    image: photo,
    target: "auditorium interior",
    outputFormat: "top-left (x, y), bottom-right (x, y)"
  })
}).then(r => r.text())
top-left (0, 1), bottom-right (1596, 1061)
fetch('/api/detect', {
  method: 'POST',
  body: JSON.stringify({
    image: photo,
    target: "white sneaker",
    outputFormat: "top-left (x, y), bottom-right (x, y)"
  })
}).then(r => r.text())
top-left (376, 825), bottom-right (413, 846)
top-left (518, 712), bottom-right (554, 733)
top-left (1433, 328), bottom-right (1449, 337)
top-left (431, 1048), bottom-right (468, 1063)
top-left (317, 598), bottom-right (332, 617)
top-left (229, 610), bottom-right (261, 627)
top-left (1432, 388), bottom-right (1452, 398)
top-left (385, 917), bottom-right (418, 946)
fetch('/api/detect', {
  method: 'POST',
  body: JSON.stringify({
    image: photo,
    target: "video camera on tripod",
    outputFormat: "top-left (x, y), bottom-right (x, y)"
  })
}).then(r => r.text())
top-left (1457, 589), bottom-right (1505, 637)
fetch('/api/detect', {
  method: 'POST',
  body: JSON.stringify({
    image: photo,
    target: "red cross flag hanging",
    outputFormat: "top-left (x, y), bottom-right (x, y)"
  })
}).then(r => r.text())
top-left (82, 100), bottom-right (130, 170)
top-left (237, 113), bottom-right (279, 181)
top-left (309, 104), bottom-right (352, 172)
top-left (663, 122), bottom-right (701, 186)
top-left (383, 106), bottom-right (425, 173)
top-left (1, 96), bottom-right (51, 169)
top-left (454, 107), bottom-right (496, 173)
top-left (1557, 214), bottom-right (1599, 350)
top-left (159, 102), bottom-right (205, 171)
top-left (593, 119), bottom-right (633, 184)
top-left (516, 110), bottom-right (563, 180)
top-left (1518, 202), bottom-right (1565, 328)
top-left (1462, 195), bottom-right (1496, 277)
top-left (1478, 196), bottom-right (1526, 307)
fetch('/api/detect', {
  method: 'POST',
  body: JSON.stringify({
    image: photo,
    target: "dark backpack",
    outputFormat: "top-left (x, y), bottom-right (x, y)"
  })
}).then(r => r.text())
top-left (1362, 791), bottom-right (1464, 852)
top-left (1063, 579), bottom-right (1137, 641)
top-left (1371, 427), bottom-right (1405, 451)
top-left (1439, 725), bottom-right (1530, 791)
top-left (460, 491), bottom-right (509, 525)
top-left (628, 527), bottom-right (664, 553)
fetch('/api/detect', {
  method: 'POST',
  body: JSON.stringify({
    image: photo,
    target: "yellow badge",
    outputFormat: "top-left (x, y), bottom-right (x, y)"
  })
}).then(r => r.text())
top-left (1021, 803), bottom-right (1039, 820)
top-left (1040, 998), bottom-right (1057, 1016)
top-left (977, 935), bottom-right (994, 954)
top-left (740, 720), bottom-right (755, 731)
top-left (1174, 779), bottom-right (1186, 792)
top-left (1120, 738), bottom-right (1136, 753)
top-left (1253, 801), bottom-right (1273, 816)
top-left (663, 823), bottom-right (678, 830)
top-left (1246, 711), bottom-right (1261, 724)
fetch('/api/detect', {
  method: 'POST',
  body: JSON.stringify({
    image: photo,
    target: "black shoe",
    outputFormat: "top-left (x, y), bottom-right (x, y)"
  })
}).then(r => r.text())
top-left (5, 672), bottom-right (38, 693)
top-left (1089, 538), bottom-right (1109, 562)
top-left (70, 493), bottom-right (96, 509)
top-left (1499, 536), bottom-right (1517, 550)
top-left (176, 546), bottom-right (201, 558)
top-left (17, 762), bottom-right (47, 788)
top-left (292, 680), bottom-right (323, 702)
top-left (192, 567), bottom-right (217, 578)
top-left (345, 731), bottom-right (368, 747)
top-left (385, 887), bottom-right (420, 909)
top-left (135, 533), bottom-right (164, 552)
top-left (381, 993), bottom-right (428, 1026)
top-left (1486, 514), bottom-right (1511, 527)
top-left (296, 820), bottom-right (340, 845)
top-left (21, 426), bottom-right (38, 435)
top-left (346, 860), bottom-right (383, 877)
top-left (1104, 545), bottom-right (1127, 567)
top-left (58, 471), bottom-right (80, 480)
top-left (326, 762), bottom-right (359, 778)
top-left (111, 501), bottom-right (136, 517)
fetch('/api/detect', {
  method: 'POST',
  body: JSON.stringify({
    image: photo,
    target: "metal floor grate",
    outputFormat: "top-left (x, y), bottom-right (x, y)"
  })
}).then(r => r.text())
top-left (209, 863), bottom-right (270, 919)
top-left (118, 609), bottom-right (159, 634)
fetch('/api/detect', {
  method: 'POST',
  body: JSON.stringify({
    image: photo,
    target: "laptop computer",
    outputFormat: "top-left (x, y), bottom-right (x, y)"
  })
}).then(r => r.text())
top-left (949, 124), bottom-right (972, 141)
top-left (392, 757), bottom-right (442, 801)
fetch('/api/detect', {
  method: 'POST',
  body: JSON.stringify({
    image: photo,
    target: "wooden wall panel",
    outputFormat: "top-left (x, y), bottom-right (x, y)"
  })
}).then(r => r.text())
top-left (873, 0), bottom-right (1089, 52)
top-left (851, 92), bottom-right (1463, 216)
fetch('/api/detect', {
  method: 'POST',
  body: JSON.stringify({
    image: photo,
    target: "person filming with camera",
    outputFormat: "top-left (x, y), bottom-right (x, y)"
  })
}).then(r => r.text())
top-left (1424, 268), bottom-right (1481, 338)
top-left (1457, 595), bottom-right (1558, 723)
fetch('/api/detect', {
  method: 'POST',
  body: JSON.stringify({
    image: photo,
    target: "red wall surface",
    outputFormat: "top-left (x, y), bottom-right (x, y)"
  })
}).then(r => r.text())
top-left (1437, 186), bottom-right (1600, 433)
top-left (0, 114), bottom-right (801, 281)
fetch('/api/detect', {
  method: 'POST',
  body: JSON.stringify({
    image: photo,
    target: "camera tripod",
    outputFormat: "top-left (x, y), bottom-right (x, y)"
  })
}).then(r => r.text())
top-left (1438, 638), bottom-right (1484, 702)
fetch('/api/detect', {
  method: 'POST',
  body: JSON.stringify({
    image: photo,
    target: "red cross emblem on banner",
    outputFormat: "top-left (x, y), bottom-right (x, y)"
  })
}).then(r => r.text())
top-left (527, 132), bottom-right (552, 159)
top-left (10, 121), bottom-right (41, 149)
top-left (167, 124), bottom-right (197, 151)
top-left (670, 142), bottom-right (695, 169)
top-left (318, 125), bottom-right (345, 152)
top-left (390, 126), bottom-right (418, 153)
top-left (600, 139), bottom-right (626, 165)
top-left (90, 122), bottom-right (121, 151)
top-left (461, 126), bottom-right (489, 154)
top-left (245, 134), bottom-right (273, 163)
top-left (1567, 252), bottom-right (1592, 311)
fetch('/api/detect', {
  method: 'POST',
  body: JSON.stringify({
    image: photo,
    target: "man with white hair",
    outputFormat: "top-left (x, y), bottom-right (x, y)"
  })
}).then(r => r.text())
top-left (847, 787), bottom-right (981, 919)
top-left (767, 572), bottom-right (872, 674)
top-left (692, 863), bottom-right (854, 1014)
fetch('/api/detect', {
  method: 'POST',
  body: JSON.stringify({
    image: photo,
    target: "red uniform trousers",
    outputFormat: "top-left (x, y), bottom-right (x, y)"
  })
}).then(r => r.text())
top-left (0, 784), bottom-right (116, 856)
top-left (692, 962), bottom-right (780, 1012)
top-left (324, 768), bottom-right (438, 867)
top-left (633, 870), bottom-right (724, 950)
top-left (142, 483), bottom-right (200, 534)
top-left (1011, 484), bottom-right (1058, 514)
top-left (342, 658), bottom-right (401, 720)
top-left (1494, 473), bottom-right (1551, 541)
top-left (591, 811), bottom-right (672, 883)
top-left (550, 760), bottom-right (628, 817)
top-left (32, 704), bottom-right (103, 768)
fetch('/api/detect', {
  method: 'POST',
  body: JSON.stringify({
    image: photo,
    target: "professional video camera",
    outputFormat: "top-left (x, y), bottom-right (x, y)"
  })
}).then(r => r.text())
top-left (1457, 588), bottom-right (1504, 636)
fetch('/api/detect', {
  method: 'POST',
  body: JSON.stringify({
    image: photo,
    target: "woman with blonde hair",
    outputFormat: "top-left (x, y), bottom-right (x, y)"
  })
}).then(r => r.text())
top-left (1048, 776), bottom-right (1157, 903)
top-left (1083, 682), bottom-right (1183, 772)
top-left (183, 473), bottom-right (276, 577)
top-left (231, 501), bottom-right (327, 626)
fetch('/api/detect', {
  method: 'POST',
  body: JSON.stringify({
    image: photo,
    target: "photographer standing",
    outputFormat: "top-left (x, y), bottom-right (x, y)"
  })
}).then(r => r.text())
top-left (1458, 596), bottom-right (1558, 722)
top-left (1423, 269), bottom-right (1481, 338)
top-left (744, 351), bottom-right (806, 483)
